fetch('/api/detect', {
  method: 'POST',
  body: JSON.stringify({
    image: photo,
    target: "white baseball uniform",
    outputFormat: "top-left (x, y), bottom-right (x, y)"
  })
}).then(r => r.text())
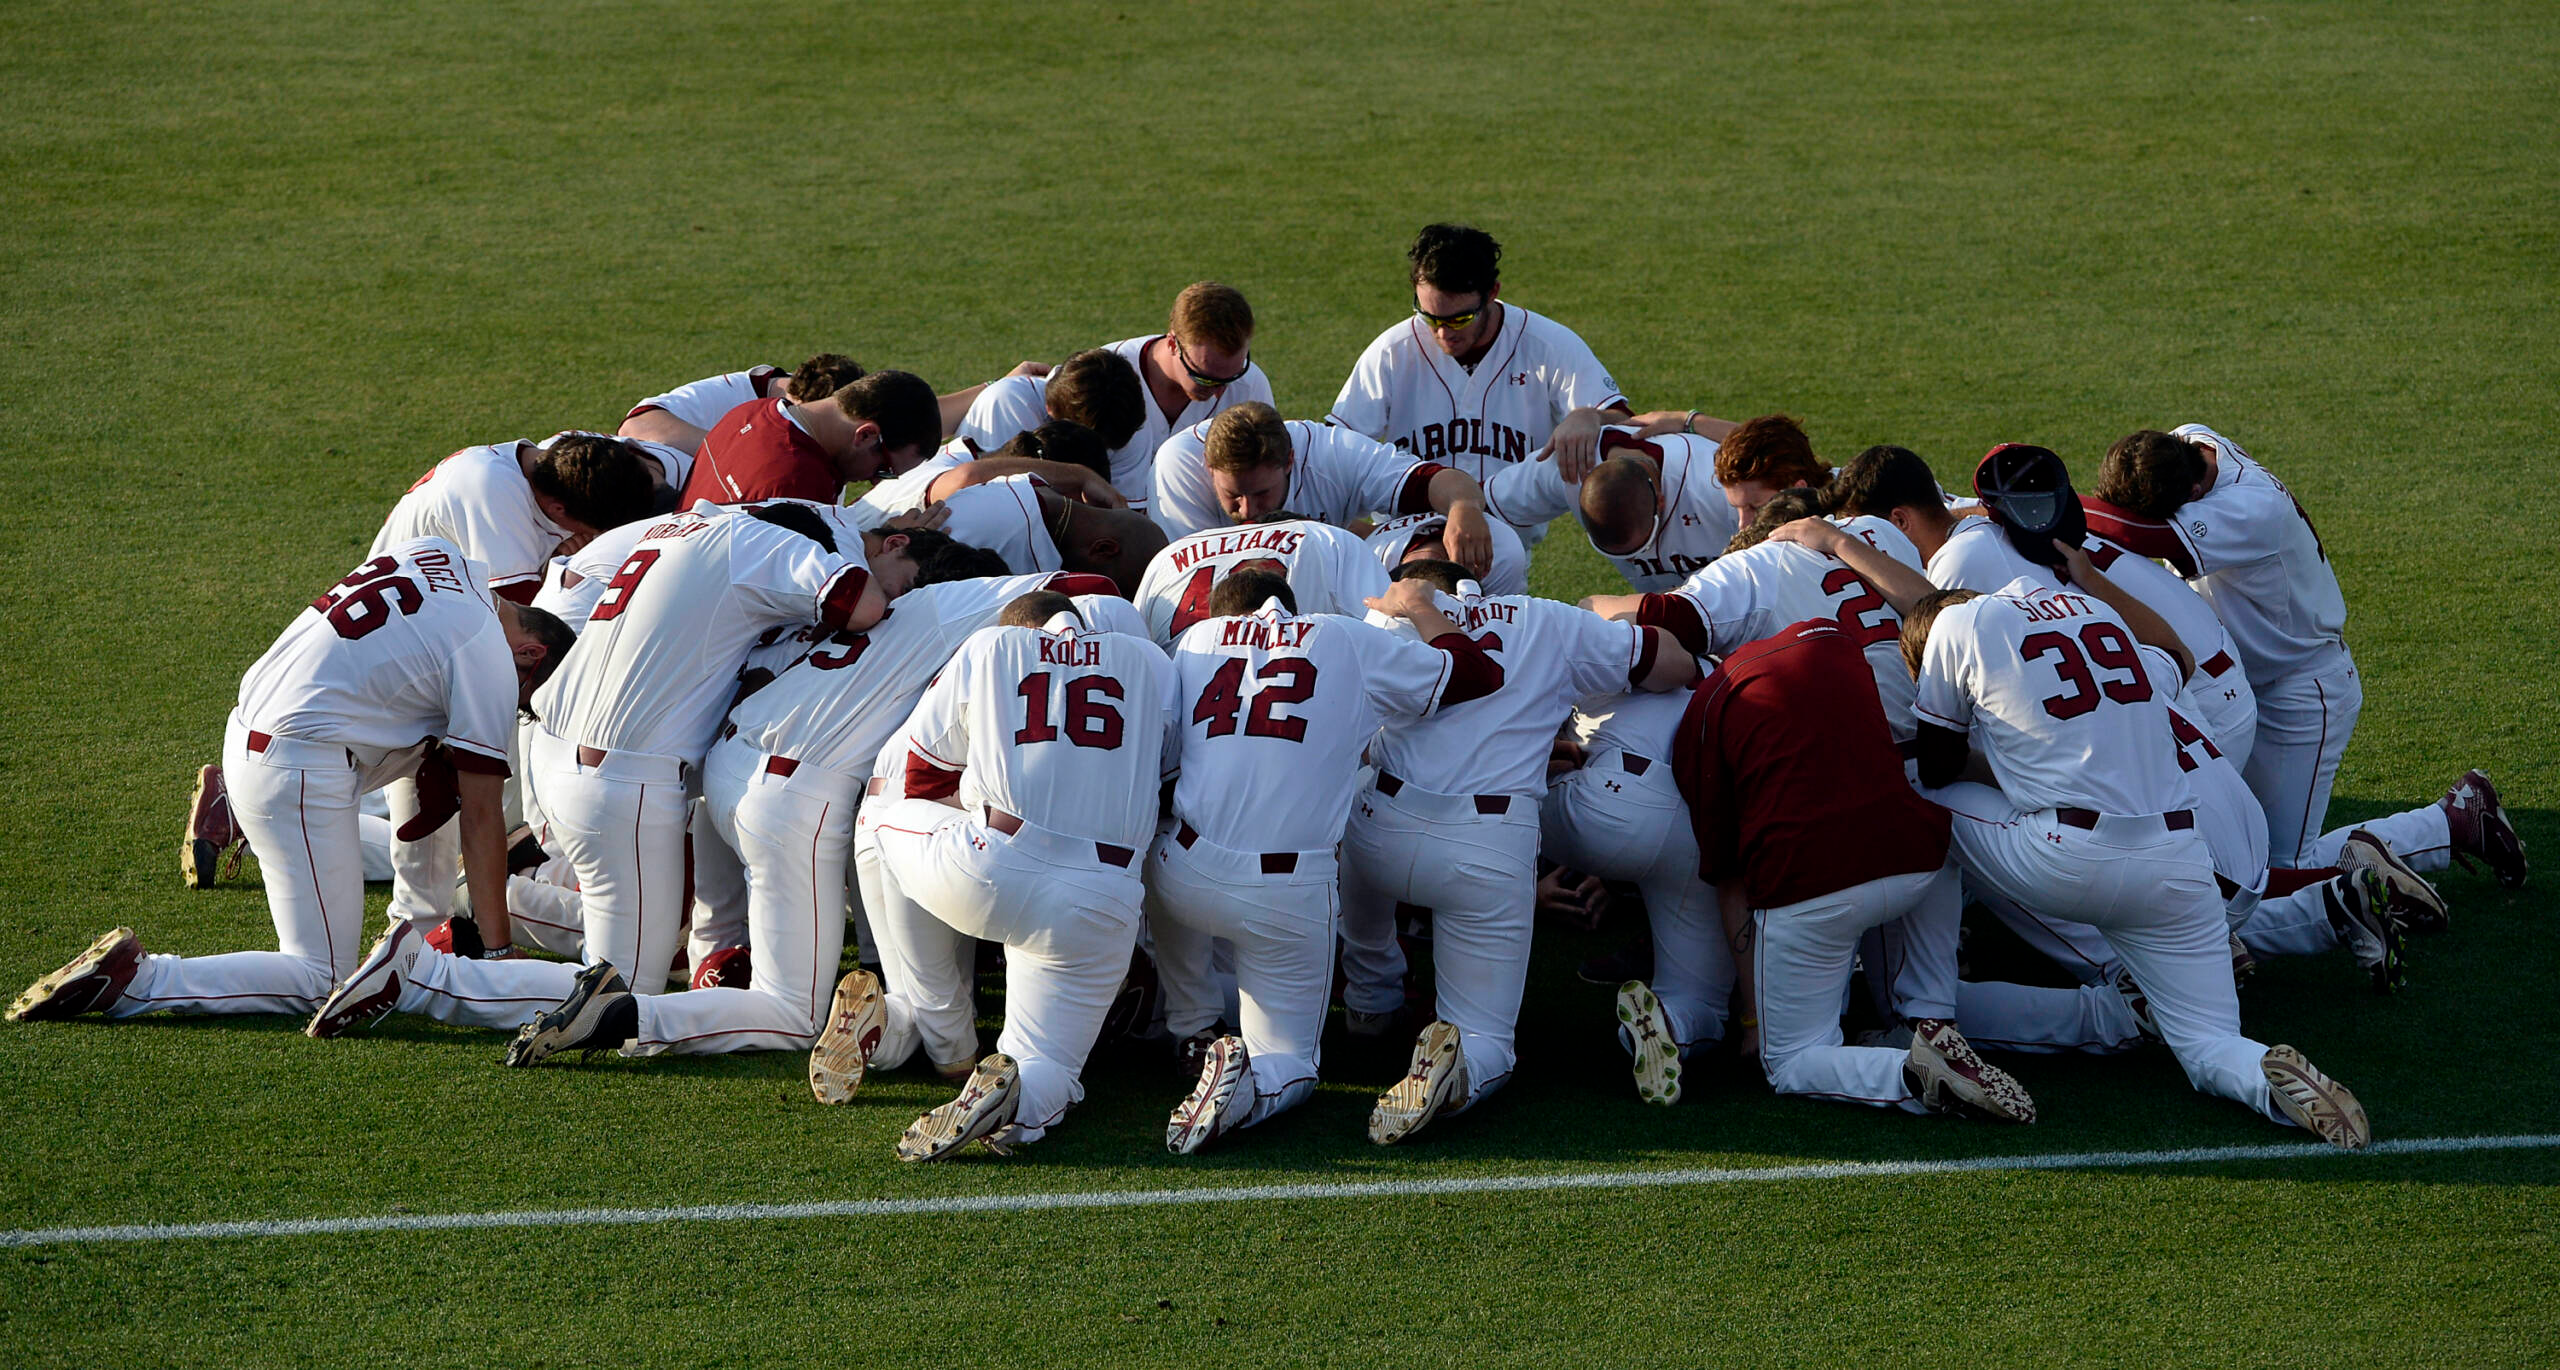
top-left (626, 365), bottom-right (784, 435)
top-left (2083, 537), bottom-right (2258, 766)
top-left (870, 617), bottom-right (1178, 1144)
top-left (928, 474), bottom-right (1060, 575)
top-left (115, 540), bottom-right (517, 1018)
top-left (1482, 431), bottom-right (1736, 590)
top-left (1916, 577), bottom-right (2288, 1124)
top-left (391, 503), bottom-right (869, 1029)
top-left (1339, 589), bottom-right (1662, 1113)
top-left (1151, 603), bottom-right (1464, 1129)
top-left (1540, 689), bottom-right (1733, 1052)
top-left (2083, 424), bottom-right (2360, 865)
top-left (847, 446), bottom-right (974, 531)
top-left (1651, 515), bottom-right (1924, 739)
top-left (540, 429), bottom-right (694, 510)
top-left (1134, 519), bottom-right (1390, 649)
top-left (975, 336), bottom-right (1281, 513)
top-left (1363, 511), bottom-right (1530, 598)
top-left (1327, 303), bottom-right (1625, 491)
top-left (1149, 418), bottom-right (1441, 542)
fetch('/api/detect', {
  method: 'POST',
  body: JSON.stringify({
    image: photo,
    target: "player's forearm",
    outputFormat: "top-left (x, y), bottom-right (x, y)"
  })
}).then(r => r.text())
top-left (1422, 467), bottom-right (1487, 517)
top-left (2071, 565), bottom-right (2191, 679)
top-left (1627, 409), bottom-right (1738, 443)
top-left (455, 773), bottom-right (513, 950)
top-left (619, 410), bottom-right (709, 455)
top-left (1826, 537), bottom-right (1934, 617)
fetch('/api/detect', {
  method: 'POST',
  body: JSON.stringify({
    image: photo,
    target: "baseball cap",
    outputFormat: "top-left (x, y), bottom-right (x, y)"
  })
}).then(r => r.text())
top-left (1972, 443), bottom-right (2087, 567)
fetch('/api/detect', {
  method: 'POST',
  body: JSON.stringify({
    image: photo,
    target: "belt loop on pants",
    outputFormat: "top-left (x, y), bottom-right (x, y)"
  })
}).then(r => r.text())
top-left (985, 806), bottom-right (1134, 868)
top-left (764, 755), bottom-right (800, 778)
top-left (1374, 770), bottom-right (1511, 816)
top-left (1615, 752), bottom-right (1653, 777)
top-left (1175, 820), bottom-right (1300, 875)
top-left (865, 776), bottom-right (886, 797)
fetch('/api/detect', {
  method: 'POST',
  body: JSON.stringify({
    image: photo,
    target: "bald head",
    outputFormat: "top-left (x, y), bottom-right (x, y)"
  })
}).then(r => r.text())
top-left (1000, 590), bottom-right (1081, 629)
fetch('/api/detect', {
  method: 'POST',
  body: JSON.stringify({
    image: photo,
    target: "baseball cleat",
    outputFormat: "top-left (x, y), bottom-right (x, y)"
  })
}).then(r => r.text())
top-left (2262, 1044), bottom-right (2370, 1149)
top-left (1616, 980), bottom-right (1681, 1106)
top-left (2443, 770), bottom-right (2527, 890)
top-left (1905, 1018), bottom-right (2036, 1123)
top-left (182, 764), bottom-right (247, 888)
top-left (2337, 828), bottom-right (2448, 933)
top-left (2322, 869), bottom-right (2407, 993)
top-left (1367, 1020), bottom-right (1469, 1146)
top-left (2229, 933), bottom-right (2258, 988)
top-left (1166, 1034), bottom-right (1252, 1155)
top-left (1099, 948), bottom-right (1159, 1044)
top-left (2111, 967), bottom-right (2161, 1045)
top-left (808, 969), bottom-right (887, 1104)
top-left (898, 1053), bottom-right (1021, 1162)
top-left (503, 961), bottom-right (636, 1067)
top-left (8, 928), bottom-right (144, 1023)
top-left (306, 920), bottom-right (420, 1039)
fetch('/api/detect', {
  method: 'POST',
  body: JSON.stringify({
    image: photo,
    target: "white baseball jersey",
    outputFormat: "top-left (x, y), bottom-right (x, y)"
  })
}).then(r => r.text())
top-left (1169, 604), bottom-right (1455, 852)
top-left (540, 429), bottom-right (693, 507)
top-left (848, 446), bottom-right (973, 531)
top-left (2145, 644), bottom-right (2267, 891)
top-left (931, 474), bottom-right (1060, 575)
top-left (626, 365), bottom-right (783, 431)
top-left (1925, 515), bottom-right (2049, 593)
top-left (1481, 430), bottom-right (1736, 590)
top-left (1567, 686), bottom-right (1691, 764)
top-left (2167, 423), bottom-right (2348, 682)
top-left (1914, 576), bottom-right (2195, 818)
top-left (1094, 335), bottom-right (1275, 513)
top-left (237, 538), bottom-right (518, 774)
top-left (531, 502), bottom-right (867, 762)
top-left (371, 443), bottom-right (572, 600)
top-left (1368, 591), bottom-right (1649, 799)
top-left (1135, 520), bottom-right (1389, 648)
top-left (1363, 511), bottom-right (1530, 597)
top-left (530, 519), bottom-right (647, 631)
top-left (1151, 418), bottom-right (1432, 542)
top-left (1662, 515), bottom-right (1924, 738)
top-left (2085, 535), bottom-right (2257, 758)
top-left (1327, 303), bottom-right (1625, 485)
top-left (730, 573), bottom-right (1060, 776)
top-left (899, 619), bottom-right (1178, 850)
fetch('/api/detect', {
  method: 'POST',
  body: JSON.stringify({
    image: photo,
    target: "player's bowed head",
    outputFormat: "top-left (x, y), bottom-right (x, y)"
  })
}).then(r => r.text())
top-left (2093, 428), bottom-right (2214, 519)
top-left (1208, 568), bottom-right (1298, 619)
top-left (801, 370), bottom-right (945, 484)
top-left (999, 589), bottom-right (1085, 630)
top-left (1714, 415), bottom-right (1833, 528)
top-left (1201, 403), bottom-right (1497, 577)
top-left (528, 433), bottom-right (660, 545)
top-left (1827, 444), bottom-right (1958, 565)
top-left (1047, 492), bottom-right (1167, 600)
top-left (500, 600), bottom-right (577, 715)
top-left (1045, 349), bottom-right (1148, 452)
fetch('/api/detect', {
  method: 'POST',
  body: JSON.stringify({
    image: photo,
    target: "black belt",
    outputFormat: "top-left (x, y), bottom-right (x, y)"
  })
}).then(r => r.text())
top-left (985, 807), bottom-right (1133, 868)
top-left (1374, 771), bottom-right (1510, 815)
top-left (2056, 807), bottom-right (2193, 832)
top-left (1176, 821), bottom-right (1298, 874)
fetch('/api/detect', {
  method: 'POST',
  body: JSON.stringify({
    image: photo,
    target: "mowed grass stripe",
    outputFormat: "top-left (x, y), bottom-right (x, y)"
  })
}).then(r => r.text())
top-left (9, 1132), bottom-right (2553, 1250)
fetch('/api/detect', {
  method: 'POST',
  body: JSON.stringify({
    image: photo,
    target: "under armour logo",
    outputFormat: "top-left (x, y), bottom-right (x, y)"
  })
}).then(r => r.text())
top-left (2044, 832), bottom-right (2065, 845)
top-left (1679, 513), bottom-right (1699, 527)
top-left (1603, 780), bottom-right (1622, 792)
top-left (1510, 372), bottom-right (1529, 385)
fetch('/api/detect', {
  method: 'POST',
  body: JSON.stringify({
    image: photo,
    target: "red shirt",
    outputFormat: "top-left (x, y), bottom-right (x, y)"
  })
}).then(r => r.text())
top-left (1672, 619), bottom-right (1949, 909)
top-left (681, 399), bottom-right (841, 506)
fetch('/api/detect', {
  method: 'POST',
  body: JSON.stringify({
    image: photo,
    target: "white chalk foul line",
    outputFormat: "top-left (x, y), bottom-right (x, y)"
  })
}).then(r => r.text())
top-left (7, 1132), bottom-right (2554, 1250)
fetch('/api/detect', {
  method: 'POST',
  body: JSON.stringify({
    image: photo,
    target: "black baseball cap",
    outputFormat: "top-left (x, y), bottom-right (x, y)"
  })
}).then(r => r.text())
top-left (1972, 443), bottom-right (2087, 567)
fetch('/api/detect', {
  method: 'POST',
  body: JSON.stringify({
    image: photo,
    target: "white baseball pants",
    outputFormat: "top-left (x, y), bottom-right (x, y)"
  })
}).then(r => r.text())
top-left (2245, 655), bottom-right (2361, 867)
top-left (1340, 781), bottom-right (1540, 1114)
top-left (857, 781), bottom-right (979, 1075)
top-left (873, 799), bottom-right (1144, 1144)
top-left (1148, 828), bottom-right (1339, 1131)
top-left (1754, 863), bottom-right (1958, 1112)
top-left (393, 730), bottom-right (691, 1029)
top-left (628, 741), bottom-right (858, 1055)
top-left (112, 715), bottom-right (373, 1017)
top-left (1944, 802), bottom-right (2280, 1121)
top-left (382, 775), bottom-right (456, 925)
top-left (1538, 750), bottom-right (1732, 1049)
top-left (686, 794), bottom-right (750, 976)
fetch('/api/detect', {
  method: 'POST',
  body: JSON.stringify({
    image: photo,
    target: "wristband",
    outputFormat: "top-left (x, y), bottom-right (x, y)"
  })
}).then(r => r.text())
top-left (1683, 409), bottom-right (1703, 435)
top-left (477, 943), bottom-right (515, 961)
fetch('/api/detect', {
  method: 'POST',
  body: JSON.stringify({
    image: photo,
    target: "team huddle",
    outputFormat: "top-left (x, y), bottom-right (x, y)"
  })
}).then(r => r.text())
top-left (10, 225), bottom-right (2528, 1160)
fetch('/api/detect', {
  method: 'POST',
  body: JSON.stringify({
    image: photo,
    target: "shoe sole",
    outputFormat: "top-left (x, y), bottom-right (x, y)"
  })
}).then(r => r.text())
top-left (2347, 870), bottom-right (2408, 994)
top-left (503, 963), bottom-right (630, 1067)
top-left (183, 767), bottom-right (223, 889)
top-left (809, 970), bottom-right (887, 1104)
top-left (2342, 832), bottom-right (2448, 932)
top-left (898, 1054), bottom-right (1020, 1162)
top-left (305, 922), bottom-right (415, 1039)
top-left (1617, 981), bottom-right (1681, 1107)
top-left (2453, 771), bottom-right (2529, 890)
top-left (2264, 1045), bottom-right (2370, 1149)
top-left (1911, 1030), bottom-right (2037, 1124)
top-left (1368, 1021), bottom-right (1466, 1146)
top-left (1167, 1037), bottom-right (1250, 1155)
top-left (8, 928), bottom-right (142, 1022)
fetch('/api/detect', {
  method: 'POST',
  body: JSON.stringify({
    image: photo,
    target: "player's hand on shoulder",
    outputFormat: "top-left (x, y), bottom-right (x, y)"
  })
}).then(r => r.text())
top-left (1444, 502), bottom-right (1495, 578)
top-left (887, 504), bottom-right (951, 532)
top-left (1548, 408), bottom-right (1607, 482)
top-left (1006, 360), bottom-right (1053, 380)
top-left (1767, 518), bottom-right (1844, 554)
top-left (1364, 578), bottom-right (1443, 621)
top-left (2052, 538), bottom-right (2098, 587)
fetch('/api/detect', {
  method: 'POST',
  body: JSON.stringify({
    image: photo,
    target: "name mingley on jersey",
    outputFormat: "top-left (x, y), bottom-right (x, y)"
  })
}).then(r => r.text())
top-left (1218, 618), bottom-right (1314, 650)
top-left (1037, 636), bottom-right (1103, 666)
top-left (1168, 527), bottom-right (1303, 573)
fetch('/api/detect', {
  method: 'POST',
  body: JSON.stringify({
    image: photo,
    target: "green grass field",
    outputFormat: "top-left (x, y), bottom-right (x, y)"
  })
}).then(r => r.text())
top-left (5, 1), bottom-right (2557, 1363)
